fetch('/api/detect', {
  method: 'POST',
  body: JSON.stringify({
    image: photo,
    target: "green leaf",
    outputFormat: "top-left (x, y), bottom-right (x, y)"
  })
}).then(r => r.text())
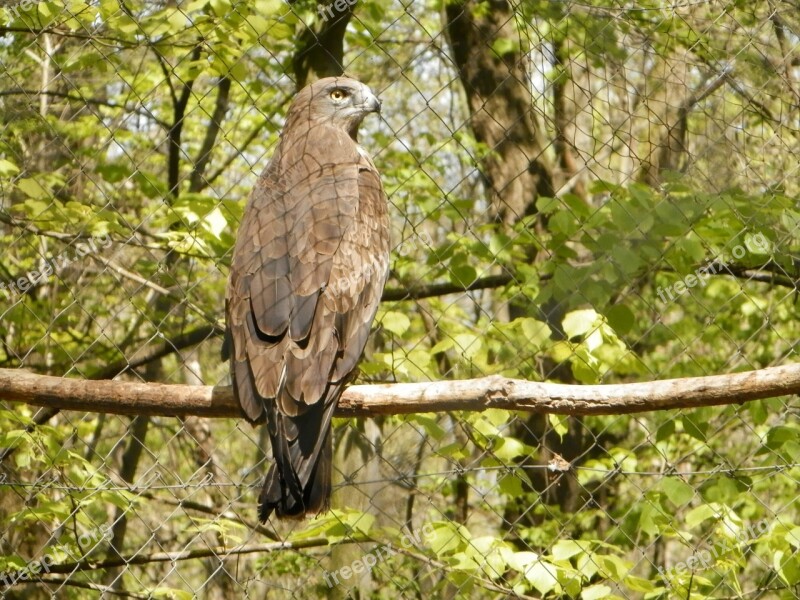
top-left (501, 549), bottom-right (539, 573)
top-left (611, 244), bottom-right (643, 274)
top-left (453, 333), bottom-right (482, 360)
top-left (14, 447), bottom-right (31, 469)
top-left (745, 232), bottom-right (771, 254)
top-left (582, 584), bottom-right (612, 600)
top-left (427, 522), bottom-right (468, 556)
top-left (786, 527), bottom-right (800, 550)
top-left (406, 415), bottom-right (446, 441)
top-left (497, 472), bottom-right (524, 496)
top-left (571, 355), bottom-right (600, 384)
top-left (686, 504), bottom-right (720, 528)
top-left (653, 201), bottom-right (688, 235)
top-left (380, 311), bottom-right (411, 336)
top-left (483, 409), bottom-right (511, 427)
top-left (562, 309), bottom-right (600, 339)
top-left (637, 502), bottom-right (661, 537)
top-left (100, 489), bottom-right (137, 511)
top-left (536, 196), bottom-right (560, 214)
top-left (151, 587), bottom-right (195, 600)
top-left (38, 1), bottom-right (57, 19)
top-left (551, 539), bottom-right (586, 561)
top-left (550, 210), bottom-right (580, 237)
top-left (290, 509), bottom-right (373, 543)
top-left (255, 0), bottom-right (284, 11)
top-left (681, 414), bottom-right (707, 441)
top-left (776, 550), bottom-right (800, 585)
top-left (548, 414), bottom-right (569, 438)
top-left (448, 263), bottom-right (477, 287)
top-left (520, 318), bottom-right (551, 348)
top-left (597, 554), bottom-right (630, 580)
top-left (624, 575), bottom-right (656, 592)
top-left (245, 14), bottom-right (270, 37)
top-left (659, 477), bottom-right (694, 507)
top-left (0, 159), bottom-right (20, 176)
top-left (493, 437), bottom-right (528, 461)
top-left (655, 419), bottom-right (675, 442)
top-left (491, 37), bottom-right (519, 56)
top-left (764, 425), bottom-right (800, 450)
top-left (429, 338), bottom-right (454, 354)
top-left (17, 178), bottom-right (49, 199)
top-left (748, 400), bottom-right (769, 425)
top-left (525, 561), bottom-right (560, 594)
top-left (268, 22), bottom-right (294, 39)
top-left (167, 9), bottom-right (186, 32)
top-left (605, 305), bottom-right (634, 335)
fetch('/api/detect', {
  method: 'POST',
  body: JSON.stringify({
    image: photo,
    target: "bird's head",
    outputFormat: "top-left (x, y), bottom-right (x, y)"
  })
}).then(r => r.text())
top-left (290, 76), bottom-right (381, 138)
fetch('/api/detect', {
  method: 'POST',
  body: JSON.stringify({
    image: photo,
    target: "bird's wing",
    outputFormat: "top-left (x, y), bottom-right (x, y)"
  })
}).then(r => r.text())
top-left (226, 121), bottom-right (389, 410)
top-left (226, 121), bottom-right (389, 518)
top-left (328, 152), bottom-right (391, 382)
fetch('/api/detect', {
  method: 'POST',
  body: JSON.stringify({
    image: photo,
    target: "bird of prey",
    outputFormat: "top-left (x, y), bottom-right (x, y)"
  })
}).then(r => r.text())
top-left (223, 77), bottom-right (390, 521)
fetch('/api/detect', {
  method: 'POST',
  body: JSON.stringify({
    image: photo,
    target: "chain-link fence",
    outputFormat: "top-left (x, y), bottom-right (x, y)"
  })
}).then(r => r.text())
top-left (1, 0), bottom-right (799, 597)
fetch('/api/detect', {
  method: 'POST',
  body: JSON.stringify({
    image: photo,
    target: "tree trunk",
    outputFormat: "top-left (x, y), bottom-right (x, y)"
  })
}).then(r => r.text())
top-left (293, 5), bottom-right (354, 88)
top-left (442, 1), bottom-right (603, 530)
top-left (443, 0), bottom-right (554, 224)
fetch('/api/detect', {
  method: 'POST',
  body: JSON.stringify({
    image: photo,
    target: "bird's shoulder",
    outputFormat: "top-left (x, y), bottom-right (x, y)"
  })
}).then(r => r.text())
top-left (281, 122), bottom-right (360, 173)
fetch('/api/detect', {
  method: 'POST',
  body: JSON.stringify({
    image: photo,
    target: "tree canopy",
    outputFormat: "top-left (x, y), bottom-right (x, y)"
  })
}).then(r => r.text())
top-left (1, 0), bottom-right (799, 597)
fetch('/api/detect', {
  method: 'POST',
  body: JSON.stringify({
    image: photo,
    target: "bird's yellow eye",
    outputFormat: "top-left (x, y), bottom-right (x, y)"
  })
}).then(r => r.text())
top-left (330, 89), bottom-right (348, 101)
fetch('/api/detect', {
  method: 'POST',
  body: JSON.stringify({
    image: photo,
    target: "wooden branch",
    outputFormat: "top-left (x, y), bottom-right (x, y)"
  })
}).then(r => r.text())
top-left (1, 364), bottom-right (798, 419)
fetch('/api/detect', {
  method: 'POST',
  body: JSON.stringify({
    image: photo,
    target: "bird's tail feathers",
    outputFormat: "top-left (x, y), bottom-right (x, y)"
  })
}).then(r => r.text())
top-left (258, 384), bottom-right (340, 522)
top-left (258, 432), bottom-right (332, 521)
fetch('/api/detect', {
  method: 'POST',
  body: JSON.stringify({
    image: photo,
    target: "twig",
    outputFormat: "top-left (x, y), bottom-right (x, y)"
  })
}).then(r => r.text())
top-left (189, 77), bottom-right (232, 193)
top-left (5, 538), bottom-right (336, 576)
top-left (0, 89), bottom-right (169, 129)
top-left (382, 273), bottom-right (515, 301)
top-left (23, 577), bottom-right (149, 598)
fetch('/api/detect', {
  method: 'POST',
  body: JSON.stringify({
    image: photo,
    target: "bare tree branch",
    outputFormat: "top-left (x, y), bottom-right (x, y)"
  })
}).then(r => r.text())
top-left (0, 89), bottom-right (169, 129)
top-left (8, 536), bottom-right (536, 598)
top-left (24, 577), bottom-right (149, 598)
top-left (88, 325), bottom-right (224, 381)
top-left (1, 364), bottom-right (798, 419)
top-left (189, 77), bottom-right (232, 193)
top-left (13, 538), bottom-right (336, 576)
top-left (382, 273), bottom-right (515, 301)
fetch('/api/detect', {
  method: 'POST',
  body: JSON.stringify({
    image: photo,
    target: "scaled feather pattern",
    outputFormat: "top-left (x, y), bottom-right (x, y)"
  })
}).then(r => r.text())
top-left (224, 77), bottom-right (390, 521)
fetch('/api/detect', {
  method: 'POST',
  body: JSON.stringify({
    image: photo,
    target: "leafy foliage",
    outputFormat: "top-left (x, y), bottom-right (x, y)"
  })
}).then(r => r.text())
top-left (0, 0), bottom-right (798, 598)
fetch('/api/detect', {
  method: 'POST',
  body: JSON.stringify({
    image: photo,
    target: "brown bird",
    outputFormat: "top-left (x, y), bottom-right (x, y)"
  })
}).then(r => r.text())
top-left (223, 77), bottom-right (390, 521)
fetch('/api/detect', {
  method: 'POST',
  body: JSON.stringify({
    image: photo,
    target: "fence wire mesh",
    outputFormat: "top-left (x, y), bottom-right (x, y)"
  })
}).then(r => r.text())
top-left (1, 0), bottom-right (799, 598)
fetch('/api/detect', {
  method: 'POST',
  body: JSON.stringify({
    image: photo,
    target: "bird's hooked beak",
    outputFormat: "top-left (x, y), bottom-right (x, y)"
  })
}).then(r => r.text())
top-left (364, 91), bottom-right (381, 114)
